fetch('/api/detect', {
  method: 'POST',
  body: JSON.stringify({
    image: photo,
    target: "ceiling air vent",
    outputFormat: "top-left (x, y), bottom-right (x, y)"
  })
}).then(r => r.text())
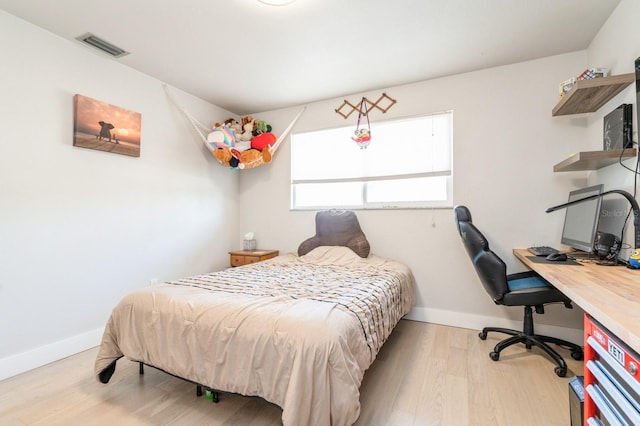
top-left (75, 33), bottom-right (129, 58)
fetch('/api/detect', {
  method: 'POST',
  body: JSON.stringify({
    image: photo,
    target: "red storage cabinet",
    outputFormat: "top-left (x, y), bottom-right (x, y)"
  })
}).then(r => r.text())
top-left (584, 314), bottom-right (640, 425)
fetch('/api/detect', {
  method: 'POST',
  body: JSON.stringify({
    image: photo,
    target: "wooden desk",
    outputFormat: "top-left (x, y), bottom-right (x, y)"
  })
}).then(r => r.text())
top-left (513, 249), bottom-right (640, 354)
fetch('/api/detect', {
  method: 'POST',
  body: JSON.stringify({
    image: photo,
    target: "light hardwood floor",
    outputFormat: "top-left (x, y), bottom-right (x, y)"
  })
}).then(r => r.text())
top-left (0, 320), bottom-right (583, 425)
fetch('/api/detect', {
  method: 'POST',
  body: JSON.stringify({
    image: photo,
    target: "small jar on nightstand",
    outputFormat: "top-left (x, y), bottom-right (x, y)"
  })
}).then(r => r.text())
top-left (228, 249), bottom-right (279, 267)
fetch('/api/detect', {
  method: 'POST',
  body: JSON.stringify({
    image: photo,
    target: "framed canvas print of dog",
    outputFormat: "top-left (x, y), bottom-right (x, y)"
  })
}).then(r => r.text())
top-left (73, 94), bottom-right (142, 157)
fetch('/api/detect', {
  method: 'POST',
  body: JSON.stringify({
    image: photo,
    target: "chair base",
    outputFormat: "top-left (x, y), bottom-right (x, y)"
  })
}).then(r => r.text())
top-left (479, 325), bottom-right (584, 378)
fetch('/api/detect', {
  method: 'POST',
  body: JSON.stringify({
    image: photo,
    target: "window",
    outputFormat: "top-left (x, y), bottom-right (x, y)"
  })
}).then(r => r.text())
top-left (291, 111), bottom-right (453, 210)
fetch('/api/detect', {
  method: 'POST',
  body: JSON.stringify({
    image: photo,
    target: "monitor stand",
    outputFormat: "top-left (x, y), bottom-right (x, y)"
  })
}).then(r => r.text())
top-left (568, 250), bottom-right (596, 260)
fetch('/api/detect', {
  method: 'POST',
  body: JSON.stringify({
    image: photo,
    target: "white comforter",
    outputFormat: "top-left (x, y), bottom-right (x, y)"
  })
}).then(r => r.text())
top-left (94, 246), bottom-right (415, 425)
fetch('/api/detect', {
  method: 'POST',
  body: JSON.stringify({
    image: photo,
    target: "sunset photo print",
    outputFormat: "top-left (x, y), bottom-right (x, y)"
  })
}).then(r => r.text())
top-left (73, 94), bottom-right (142, 157)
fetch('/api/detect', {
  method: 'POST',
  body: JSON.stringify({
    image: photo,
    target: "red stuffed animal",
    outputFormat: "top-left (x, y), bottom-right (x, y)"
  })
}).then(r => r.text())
top-left (251, 132), bottom-right (277, 151)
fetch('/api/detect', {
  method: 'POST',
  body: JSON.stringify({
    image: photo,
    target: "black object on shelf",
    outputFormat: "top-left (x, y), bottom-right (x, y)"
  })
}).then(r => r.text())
top-left (603, 104), bottom-right (633, 151)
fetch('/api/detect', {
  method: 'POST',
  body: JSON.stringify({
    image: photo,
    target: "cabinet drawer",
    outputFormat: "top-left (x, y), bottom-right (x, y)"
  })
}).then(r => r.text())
top-left (230, 255), bottom-right (247, 267)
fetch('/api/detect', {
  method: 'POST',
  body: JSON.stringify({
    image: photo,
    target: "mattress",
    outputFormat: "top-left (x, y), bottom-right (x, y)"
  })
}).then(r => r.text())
top-left (94, 246), bottom-right (415, 425)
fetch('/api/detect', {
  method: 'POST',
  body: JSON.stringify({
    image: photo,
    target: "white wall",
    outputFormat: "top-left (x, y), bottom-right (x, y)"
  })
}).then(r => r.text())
top-left (238, 0), bottom-right (640, 342)
top-left (238, 51), bottom-right (592, 344)
top-left (238, 1), bottom-right (640, 342)
top-left (0, 11), bottom-right (239, 380)
top-left (586, 0), bottom-right (640, 257)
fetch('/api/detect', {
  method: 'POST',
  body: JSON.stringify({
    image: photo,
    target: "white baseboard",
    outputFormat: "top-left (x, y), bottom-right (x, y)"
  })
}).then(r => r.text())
top-left (404, 307), bottom-right (583, 345)
top-left (0, 327), bottom-right (103, 381)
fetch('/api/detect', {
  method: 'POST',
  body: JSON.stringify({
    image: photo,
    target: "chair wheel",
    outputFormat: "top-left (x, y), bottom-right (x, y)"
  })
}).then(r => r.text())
top-left (571, 351), bottom-right (584, 361)
top-left (490, 352), bottom-right (499, 361)
top-left (555, 367), bottom-right (567, 377)
top-left (479, 331), bottom-right (487, 340)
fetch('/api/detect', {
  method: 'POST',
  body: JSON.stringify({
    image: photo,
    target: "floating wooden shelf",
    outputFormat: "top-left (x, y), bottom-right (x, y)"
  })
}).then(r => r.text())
top-left (552, 73), bottom-right (635, 116)
top-left (553, 148), bottom-right (637, 172)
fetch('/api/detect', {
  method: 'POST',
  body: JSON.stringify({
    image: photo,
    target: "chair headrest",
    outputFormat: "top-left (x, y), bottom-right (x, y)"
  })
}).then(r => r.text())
top-left (453, 205), bottom-right (490, 255)
top-left (453, 205), bottom-right (472, 235)
top-left (454, 205), bottom-right (472, 222)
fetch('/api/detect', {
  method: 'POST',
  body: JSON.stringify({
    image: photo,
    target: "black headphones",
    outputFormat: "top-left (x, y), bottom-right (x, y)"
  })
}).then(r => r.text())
top-left (593, 232), bottom-right (621, 261)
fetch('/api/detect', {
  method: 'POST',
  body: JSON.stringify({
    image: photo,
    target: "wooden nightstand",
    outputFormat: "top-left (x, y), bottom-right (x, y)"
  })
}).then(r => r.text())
top-left (229, 249), bottom-right (279, 267)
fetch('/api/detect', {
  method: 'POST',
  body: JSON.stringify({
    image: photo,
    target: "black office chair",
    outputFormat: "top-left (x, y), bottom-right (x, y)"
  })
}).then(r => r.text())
top-left (453, 205), bottom-right (583, 377)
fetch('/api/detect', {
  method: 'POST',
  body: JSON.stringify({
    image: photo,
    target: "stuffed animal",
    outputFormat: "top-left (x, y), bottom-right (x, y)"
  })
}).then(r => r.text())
top-left (213, 147), bottom-right (232, 165)
top-left (213, 146), bottom-right (241, 168)
top-left (223, 118), bottom-right (243, 141)
top-left (213, 146), bottom-right (270, 169)
top-left (251, 132), bottom-right (277, 151)
top-left (207, 124), bottom-right (235, 149)
top-left (238, 149), bottom-right (263, 168)
top-left (211, 115), bottom-right (277, 165)
top-left (240, 116), bottom-right (255, 141)
top-left (252, 120), bottom-right (273, 136)
top-left (629, 249), bottom-right (640, 269)
top-left (352, 128), bottom-right (371, 149)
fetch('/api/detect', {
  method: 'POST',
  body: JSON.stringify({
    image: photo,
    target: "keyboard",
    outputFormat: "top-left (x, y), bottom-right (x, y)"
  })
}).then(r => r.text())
top-left (527, 246), bottom-right (560, 257)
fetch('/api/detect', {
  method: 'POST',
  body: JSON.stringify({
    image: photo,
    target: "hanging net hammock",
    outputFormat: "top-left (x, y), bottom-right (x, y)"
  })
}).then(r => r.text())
top-left (164, 84), bottom-right (305, 170)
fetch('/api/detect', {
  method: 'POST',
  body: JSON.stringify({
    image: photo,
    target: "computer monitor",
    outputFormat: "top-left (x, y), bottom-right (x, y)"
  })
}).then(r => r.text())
top-left (560, 184), bottom-right (604, 253)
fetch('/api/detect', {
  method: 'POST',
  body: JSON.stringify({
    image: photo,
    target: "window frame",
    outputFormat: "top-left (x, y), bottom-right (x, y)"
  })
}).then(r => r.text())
top-left (290, 111), bottom-right (453, 210)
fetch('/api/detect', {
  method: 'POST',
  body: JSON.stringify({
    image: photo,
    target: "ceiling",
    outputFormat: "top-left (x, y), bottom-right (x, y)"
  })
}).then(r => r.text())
top-left (0, 0), bottom-right (621, 115)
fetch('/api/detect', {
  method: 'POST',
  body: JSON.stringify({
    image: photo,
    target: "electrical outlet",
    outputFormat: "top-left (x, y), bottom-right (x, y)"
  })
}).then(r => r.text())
top-left (149, 278), bottom-right (158, 286)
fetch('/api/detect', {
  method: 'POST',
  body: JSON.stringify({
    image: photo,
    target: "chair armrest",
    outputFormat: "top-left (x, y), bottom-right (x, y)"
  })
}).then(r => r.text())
top-left (506, 270), bottom-right (541, 281)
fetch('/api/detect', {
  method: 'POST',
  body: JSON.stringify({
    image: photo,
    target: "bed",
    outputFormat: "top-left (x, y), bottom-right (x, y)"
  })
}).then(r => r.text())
top-left (94, 245), bottom-right (415, 425)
